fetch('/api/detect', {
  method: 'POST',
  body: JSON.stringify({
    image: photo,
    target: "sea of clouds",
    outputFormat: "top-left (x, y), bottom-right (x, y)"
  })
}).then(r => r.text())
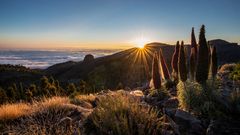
top-left (0, 49), bottom-right (121, 69)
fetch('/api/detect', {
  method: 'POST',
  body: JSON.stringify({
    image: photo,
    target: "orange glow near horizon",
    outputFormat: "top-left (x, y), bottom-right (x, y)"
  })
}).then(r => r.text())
top-left (132, 36), bottom-right (150, 49)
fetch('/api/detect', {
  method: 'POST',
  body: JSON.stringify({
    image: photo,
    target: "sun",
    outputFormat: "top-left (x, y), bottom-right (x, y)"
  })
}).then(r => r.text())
top-left (133, 37), bottom-right (150, 49)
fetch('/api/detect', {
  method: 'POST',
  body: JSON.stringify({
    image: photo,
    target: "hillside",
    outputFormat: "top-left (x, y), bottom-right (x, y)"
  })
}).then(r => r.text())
top-left (45, 39), bottom-right (240, 89)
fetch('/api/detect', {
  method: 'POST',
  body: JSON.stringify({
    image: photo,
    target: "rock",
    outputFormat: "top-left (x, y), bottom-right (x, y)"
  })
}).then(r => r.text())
top-left (164, 114), bottom-right (180, 135)
top-left (83, 54), bottom-right (94, 63)
top-left (174, 109), bottom-right (203, 134)
top-left (207, 119), bottom-right (240, 135)
top-left (164, 108), bottom-right (177, 118)
top-left (163, 97), bottom-right (179, 108)
top-left (175, 109), bottom-right (201, 124)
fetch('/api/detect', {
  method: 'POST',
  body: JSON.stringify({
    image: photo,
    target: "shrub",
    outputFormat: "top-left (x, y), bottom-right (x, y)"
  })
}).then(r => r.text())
top-left (84, 92), bottom-right (163, 135)
top-left (177, 80), bottom-right (227, 118)
top-left (229, 63), bottom-right (240, 81)
top-left (177, 81), bottom-right (202, 112)
top-left (149, 88), bottom-right (170, 101)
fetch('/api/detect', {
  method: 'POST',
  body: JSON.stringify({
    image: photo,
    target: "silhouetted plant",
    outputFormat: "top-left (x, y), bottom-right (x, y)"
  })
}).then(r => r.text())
top-left (159, 48), bottom-right (170, 80)
top-left (29, 84), bottom-right (37, 96)
top-left (151, 52), bottom-right (161, 89)
top-left (190, 47), bottom-right (196, 80)
top-left (210, 46), bottom-right (218, 80)
top-left (178, 41), bottom-right (187, 82)
top-left (191, 27), bottom-right (198, 60)
top-left (6, 85), bottom-right (17, 101)
top-left (196, 25), bottom-right (209, 84)
top-left (25, 89), bottom-right (33, 102)
top-left (40, 76), bottom-right (50, 96)
top-left (171, 41), bottom-right (180, 79)
top-left (67, 83), bottom-right (77, 95)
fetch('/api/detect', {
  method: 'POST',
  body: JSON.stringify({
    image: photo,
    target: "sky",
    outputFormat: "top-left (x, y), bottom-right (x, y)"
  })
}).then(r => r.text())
top-left (0, 0), bottom-right (239, 49)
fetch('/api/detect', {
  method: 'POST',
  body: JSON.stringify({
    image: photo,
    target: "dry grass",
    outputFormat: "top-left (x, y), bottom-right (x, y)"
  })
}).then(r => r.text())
top-left (0, 103), bottom-right (33, 120)
top-left (85, 92), bottom-right (164, 135)
top-left (74, 94), bottom-right (96, 103)
top-left (0, 96), bottom-right (89, 135)
top-left (0, 97), bottom-right (70, 121)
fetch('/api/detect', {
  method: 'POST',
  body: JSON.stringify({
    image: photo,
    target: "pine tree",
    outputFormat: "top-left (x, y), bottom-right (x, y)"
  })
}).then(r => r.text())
top-left (178, 41), bottom-right (187, 82)
top-left (210, 46), bottom-right (218, 79)
top-left (171, 41), bottom-right (180, 79)
top-left (159, 49), bottom-right (170, 80)
top-left (196, 25), bottom-right (210, 84)
top-left (151, 52), bottom-right (161, 89)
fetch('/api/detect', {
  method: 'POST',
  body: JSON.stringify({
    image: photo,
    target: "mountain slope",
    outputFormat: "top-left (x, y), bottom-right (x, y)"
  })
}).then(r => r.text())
top-left (45, 39), bottom-right (240, 89)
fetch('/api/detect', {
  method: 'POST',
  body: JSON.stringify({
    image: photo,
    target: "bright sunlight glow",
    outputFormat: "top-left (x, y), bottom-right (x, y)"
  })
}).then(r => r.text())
top-left (132, 37), bottom-right (150, 49)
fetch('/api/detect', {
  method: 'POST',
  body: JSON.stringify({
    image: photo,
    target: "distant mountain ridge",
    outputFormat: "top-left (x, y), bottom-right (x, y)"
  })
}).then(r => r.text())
top-left (44, 39), bottom-right (240, 89)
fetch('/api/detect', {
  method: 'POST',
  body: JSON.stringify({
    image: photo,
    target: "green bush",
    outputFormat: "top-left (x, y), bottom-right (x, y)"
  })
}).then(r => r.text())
top-left (229, 63), bottom-right (240, 81)
top-left (177, 81), bottom-right (226, 118)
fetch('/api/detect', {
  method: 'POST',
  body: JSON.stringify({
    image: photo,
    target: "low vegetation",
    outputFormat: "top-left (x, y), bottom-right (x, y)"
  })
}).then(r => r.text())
top-left (84, 92), bottom-right (163, 135)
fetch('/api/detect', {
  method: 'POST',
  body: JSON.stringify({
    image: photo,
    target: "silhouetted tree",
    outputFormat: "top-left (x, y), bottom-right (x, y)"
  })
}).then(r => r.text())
top-left (79, 80), bottom-right (88, 93)
top-left (196, 25), bottom-right (209, 84)
top-left (49, 76), bottom-right (55, 85)
top-left (151, 52), bottom-right (161, 89)
top-left (210, 46), bottom-right (218, 79)
top-left (67, 83), bottom-right (77, 95)
top-left (19, 82), bottom-right (25, 100)
top-left (25, 89), bottom-right (33, 102)
top-left (171, 41), bottom-right (180, 80)
top-left (159, 48), bottom-right (170, 80)
top-left (0, 87), bottom-right (7, 104)
top-left (178, 41), bottom-right (187, 82)
top-left (6, 86), bottom-right (16, 101)
top-left (40, 76), bottom-right (50, 96)
top-left (48, 85), bottom-right (57, 96)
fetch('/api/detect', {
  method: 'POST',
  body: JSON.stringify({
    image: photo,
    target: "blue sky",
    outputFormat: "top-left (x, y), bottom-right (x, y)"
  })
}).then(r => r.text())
top-left (0, 0), bottom-right (239, 49)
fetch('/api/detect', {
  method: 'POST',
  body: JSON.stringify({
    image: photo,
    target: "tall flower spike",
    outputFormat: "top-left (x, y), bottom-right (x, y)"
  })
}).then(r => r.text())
top-left (159, 48), bottom-right (170, 80)
top-left (171, 41), bottom-right (180, 77)
top-left (151, 52), bottom-right (161, 89)
top-left (211, 45), bottom-right (218, 79)
top-left (178, 41), bottom-right (187, 82)
top-left (196, 25), bottom-right (210, 84)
